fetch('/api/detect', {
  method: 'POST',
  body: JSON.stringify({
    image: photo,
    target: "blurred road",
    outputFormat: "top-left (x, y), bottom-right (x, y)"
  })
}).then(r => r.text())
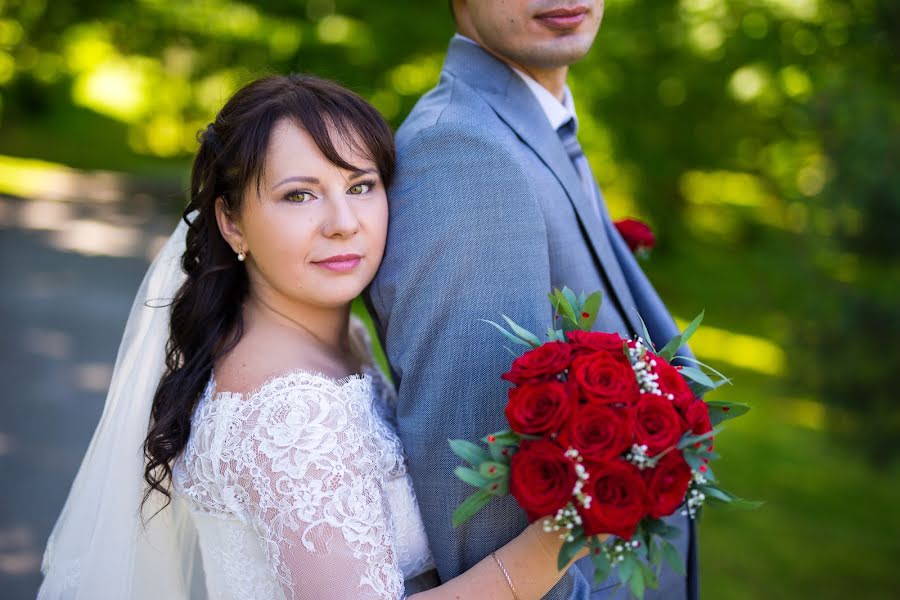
top-left (0, 175), bottom-right (183, 599)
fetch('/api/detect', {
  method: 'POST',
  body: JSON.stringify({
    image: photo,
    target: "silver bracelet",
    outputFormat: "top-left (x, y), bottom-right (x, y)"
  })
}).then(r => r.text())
top-left (491, 551), bottom-right (520, 600)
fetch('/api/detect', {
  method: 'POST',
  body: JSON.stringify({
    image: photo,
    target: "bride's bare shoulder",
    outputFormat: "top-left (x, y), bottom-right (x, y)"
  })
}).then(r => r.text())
top-left (213, 328), bottom-right (340, 396)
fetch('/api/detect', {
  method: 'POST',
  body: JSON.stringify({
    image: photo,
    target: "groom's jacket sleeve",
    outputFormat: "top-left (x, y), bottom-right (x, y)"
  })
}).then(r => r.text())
top-left (368, 120), bottom-right (591, 600)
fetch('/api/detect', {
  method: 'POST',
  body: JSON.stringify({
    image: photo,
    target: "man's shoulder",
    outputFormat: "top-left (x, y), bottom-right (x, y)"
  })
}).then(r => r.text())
top-left (396, 72), bottom-right (511, 152)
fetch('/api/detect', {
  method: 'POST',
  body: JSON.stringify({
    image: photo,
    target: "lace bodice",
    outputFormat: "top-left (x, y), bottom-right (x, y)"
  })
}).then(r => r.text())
top-left (172, 324), bottom-right (434, 599)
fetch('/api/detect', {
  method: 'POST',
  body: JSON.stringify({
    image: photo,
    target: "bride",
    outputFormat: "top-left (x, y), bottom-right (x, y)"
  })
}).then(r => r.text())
top-left (37, 74), bottom-right (599, 599)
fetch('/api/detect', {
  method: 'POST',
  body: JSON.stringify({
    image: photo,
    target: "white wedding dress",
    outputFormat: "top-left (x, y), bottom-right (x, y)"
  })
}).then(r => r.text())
top-left (171, 320), bottom-right (435, 599)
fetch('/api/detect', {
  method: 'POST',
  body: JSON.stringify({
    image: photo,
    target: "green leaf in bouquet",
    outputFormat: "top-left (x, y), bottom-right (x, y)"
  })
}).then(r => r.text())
top-left (637, 559), bottom-right (659, 590)
top-left (576, 291), bottom-right (603, 331)
top-left (451, 490), bottom-right (492, 527)
top-left (656, 333), bottom-right (682, 362)
top-left (683, 440), bottom-right (716, 462)
top-left (678, 366), bottom-right (716, 390)
top-left (546, 327), bottom-right (566, 342)
top-left (699, 485), bottom-right (733, 503)
top-left (481, 430), bottom-right (520, 446)
top-left (478, 461), bottom-right (509, 479)
top-left (556, 530), bottom-right (586, 571)
top-left (682, 450), bottom-right (717, 483)
top-left (642, 518), bottom-right (668, 537)
top-left (701, 486), bottom-right (763, 510)
top-left (671, 355), bottom-right (731, 385)
top-left (677, 426), bottom-right (723, 450)
top-left (635, 311), bottom-right (656, 351)
top-left (629, 570), bottom-right (646, 600)
top-left (658, 312), bottom-right (704, 362)
top-left (728, 497), bottom-right (765, 510)
top-left (501, 315), bottom-right (542, 347)
top-left (706, 401), bottom-right (751, 426)
top-left (682, 451), bottom-right (704, 472)
top-left (647, 538), bottom-right (662, 567)
top-left (653, 522), bottom-right (682, 540)
top-left (449, 439), bottom-right (491, 466)
top-left (454, 466), bottom-right (489, 488)
top-left (549, 289), bottom-right (578, 325)
top-left (678, 311), bottom-right (705, 346)
top-left (480, 319), bottom-right (534, 348)
top-left (686, 378), bottom-right (714, 398)
top-left (485, 477), bottom-right (509, 496)
top-left (488, 442), bottom-right (510, 462)
top-left (660, 539), bottom-right (687, 576)
top-left (589, 538), bottom-right (612, 585)
top-left (562, 287), bottom-right (579, 314)
top-left (617, 554), bottom-right (638, 592)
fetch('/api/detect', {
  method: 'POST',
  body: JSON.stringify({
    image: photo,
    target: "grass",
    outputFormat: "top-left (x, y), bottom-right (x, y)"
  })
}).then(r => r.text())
top-left (695, 365), bottom-right (900, 599)
top-left (645, 229), bottom-right (900, 599)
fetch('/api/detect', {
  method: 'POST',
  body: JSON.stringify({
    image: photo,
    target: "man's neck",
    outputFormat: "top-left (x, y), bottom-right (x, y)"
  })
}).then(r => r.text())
top-left (453, 32), bottom-right (568, 101)
top-left (507, 63), bottom-right (568, 102)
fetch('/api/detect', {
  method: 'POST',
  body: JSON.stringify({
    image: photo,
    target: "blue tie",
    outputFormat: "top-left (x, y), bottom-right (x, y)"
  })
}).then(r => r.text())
top-left (557, 117), bottom-right (638, 337)
top-left (557, 118), bottom-right (600, 218)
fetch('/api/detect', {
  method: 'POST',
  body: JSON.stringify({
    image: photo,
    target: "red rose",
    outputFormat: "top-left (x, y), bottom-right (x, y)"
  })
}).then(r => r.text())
top-left (566, 330), bottom-right (627, 358)
top-left (614, 218), bottom-right (656, 253)
top-left (644, 452), bottom-right (692, 518)
top-left (509, 439), bottom-right (577, 521)
top-left (558, 404), bottom-right (634, 462)
top-left (579, 460), bottom-right (647, 539)
top-left (502, 341), bottom-right (572, 386)
top-left (654, 358), bottom-right (695, 414)
top-left (683, 399), bottom-right (713, 437)
top-left (632, 394), bottom-right (684, 455)
top-left (505, 381), bottom-right (574, 436)
top-left (570, 351), bottom-right (640, 407)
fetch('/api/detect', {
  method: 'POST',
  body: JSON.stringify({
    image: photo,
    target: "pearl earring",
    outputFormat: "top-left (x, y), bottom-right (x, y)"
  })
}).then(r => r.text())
top-left (237, 249), bottom-right (246, 262)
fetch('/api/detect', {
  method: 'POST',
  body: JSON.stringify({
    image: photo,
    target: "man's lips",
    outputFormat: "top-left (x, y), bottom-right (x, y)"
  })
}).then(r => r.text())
top-left (313, 254), bottom-right (363, 272)
top-left (535, 6), bottom-right (589, 30)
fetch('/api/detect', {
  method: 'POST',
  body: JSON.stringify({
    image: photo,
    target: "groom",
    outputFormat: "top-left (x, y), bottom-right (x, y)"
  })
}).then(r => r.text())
top-left (367, 1), bottom-right (699, 598)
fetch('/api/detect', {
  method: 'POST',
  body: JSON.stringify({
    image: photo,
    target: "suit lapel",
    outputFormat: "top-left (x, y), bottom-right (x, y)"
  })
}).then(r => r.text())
top-left (443, 39), bottom-right (644, 335)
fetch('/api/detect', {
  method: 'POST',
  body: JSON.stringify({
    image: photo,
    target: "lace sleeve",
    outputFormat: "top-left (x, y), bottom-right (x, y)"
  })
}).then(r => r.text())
top-left (227, 374), bottom-right (406, 599)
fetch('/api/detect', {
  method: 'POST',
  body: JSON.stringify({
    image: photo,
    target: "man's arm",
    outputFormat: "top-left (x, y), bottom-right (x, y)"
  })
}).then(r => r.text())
top-left (369, 121), bottom-right (590, 599)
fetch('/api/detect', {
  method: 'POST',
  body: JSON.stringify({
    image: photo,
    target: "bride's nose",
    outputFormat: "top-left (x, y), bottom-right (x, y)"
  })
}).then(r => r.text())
top-left (321, 195), bottom-right (361, 238)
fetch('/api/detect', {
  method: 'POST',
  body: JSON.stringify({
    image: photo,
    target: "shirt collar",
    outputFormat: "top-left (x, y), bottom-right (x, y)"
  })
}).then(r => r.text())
top-left (451, 33), bottom-right (576, 131)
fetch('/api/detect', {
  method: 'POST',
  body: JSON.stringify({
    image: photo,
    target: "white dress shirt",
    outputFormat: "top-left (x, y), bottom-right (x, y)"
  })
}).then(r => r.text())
top-left (452, 33), bottom-right (577, 131)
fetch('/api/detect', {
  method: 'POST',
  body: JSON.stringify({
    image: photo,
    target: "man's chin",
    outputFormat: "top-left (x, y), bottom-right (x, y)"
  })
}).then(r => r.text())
top-left (518, 41), bottom-right (595, 69)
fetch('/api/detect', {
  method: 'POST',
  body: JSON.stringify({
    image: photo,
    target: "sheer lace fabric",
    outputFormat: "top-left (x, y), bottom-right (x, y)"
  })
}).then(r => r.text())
top-left (173, 330), bottom-right (434, 599)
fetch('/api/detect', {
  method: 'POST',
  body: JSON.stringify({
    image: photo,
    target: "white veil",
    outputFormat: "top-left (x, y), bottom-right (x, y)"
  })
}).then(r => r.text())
top-left (37, 216), bottom-right (207, 599)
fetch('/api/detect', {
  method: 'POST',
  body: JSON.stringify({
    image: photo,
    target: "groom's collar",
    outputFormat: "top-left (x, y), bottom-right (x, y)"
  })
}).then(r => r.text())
top-left (449, 34), bottom-right (576, 131)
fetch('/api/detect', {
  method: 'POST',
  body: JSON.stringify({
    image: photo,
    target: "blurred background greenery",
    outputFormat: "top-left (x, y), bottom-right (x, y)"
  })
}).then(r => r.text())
top-left (1, 0), bottom-right (898, 598)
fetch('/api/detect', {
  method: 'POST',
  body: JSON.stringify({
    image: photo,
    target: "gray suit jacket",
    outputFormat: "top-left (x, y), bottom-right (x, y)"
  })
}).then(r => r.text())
top-left (367, 37), bottom-right (699, 600)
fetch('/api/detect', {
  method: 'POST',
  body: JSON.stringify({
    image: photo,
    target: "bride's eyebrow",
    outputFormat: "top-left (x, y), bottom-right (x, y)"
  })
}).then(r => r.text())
top-left (272, 175), bottom-right (319, 189)
top-left (347, 169), bottom-right (376, 179)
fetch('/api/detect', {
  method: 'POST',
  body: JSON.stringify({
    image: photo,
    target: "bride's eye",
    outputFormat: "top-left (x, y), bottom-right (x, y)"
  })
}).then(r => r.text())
top-left (348, 181), bottom-right (374, 195)
top-left (284, 190), bottom-right (313, 203)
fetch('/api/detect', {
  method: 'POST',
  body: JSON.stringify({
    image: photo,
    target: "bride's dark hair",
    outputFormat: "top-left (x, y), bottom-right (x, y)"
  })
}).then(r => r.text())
top-left (142, 73), bottom-right (395, 512)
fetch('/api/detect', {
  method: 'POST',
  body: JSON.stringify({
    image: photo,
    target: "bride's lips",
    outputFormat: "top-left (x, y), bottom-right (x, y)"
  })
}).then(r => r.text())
top-left (534, 5), bottom-right (589, 31)
top-left (312, 253), bottom-right (363, 273)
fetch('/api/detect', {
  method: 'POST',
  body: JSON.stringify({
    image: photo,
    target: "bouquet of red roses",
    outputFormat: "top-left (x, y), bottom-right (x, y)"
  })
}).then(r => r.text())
top-left (450, 288), bottom-right (756, 598)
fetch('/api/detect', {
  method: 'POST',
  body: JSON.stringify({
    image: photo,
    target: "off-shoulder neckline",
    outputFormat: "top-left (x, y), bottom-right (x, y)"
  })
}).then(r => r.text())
top-left (208, 364), bottom-right (377, 403)
top-left (208, 316), bottom-right (381, 402)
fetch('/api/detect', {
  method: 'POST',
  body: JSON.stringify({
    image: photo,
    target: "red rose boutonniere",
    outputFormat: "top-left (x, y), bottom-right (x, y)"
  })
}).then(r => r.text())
top-left (614, 218), bottom-right (656, 259)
